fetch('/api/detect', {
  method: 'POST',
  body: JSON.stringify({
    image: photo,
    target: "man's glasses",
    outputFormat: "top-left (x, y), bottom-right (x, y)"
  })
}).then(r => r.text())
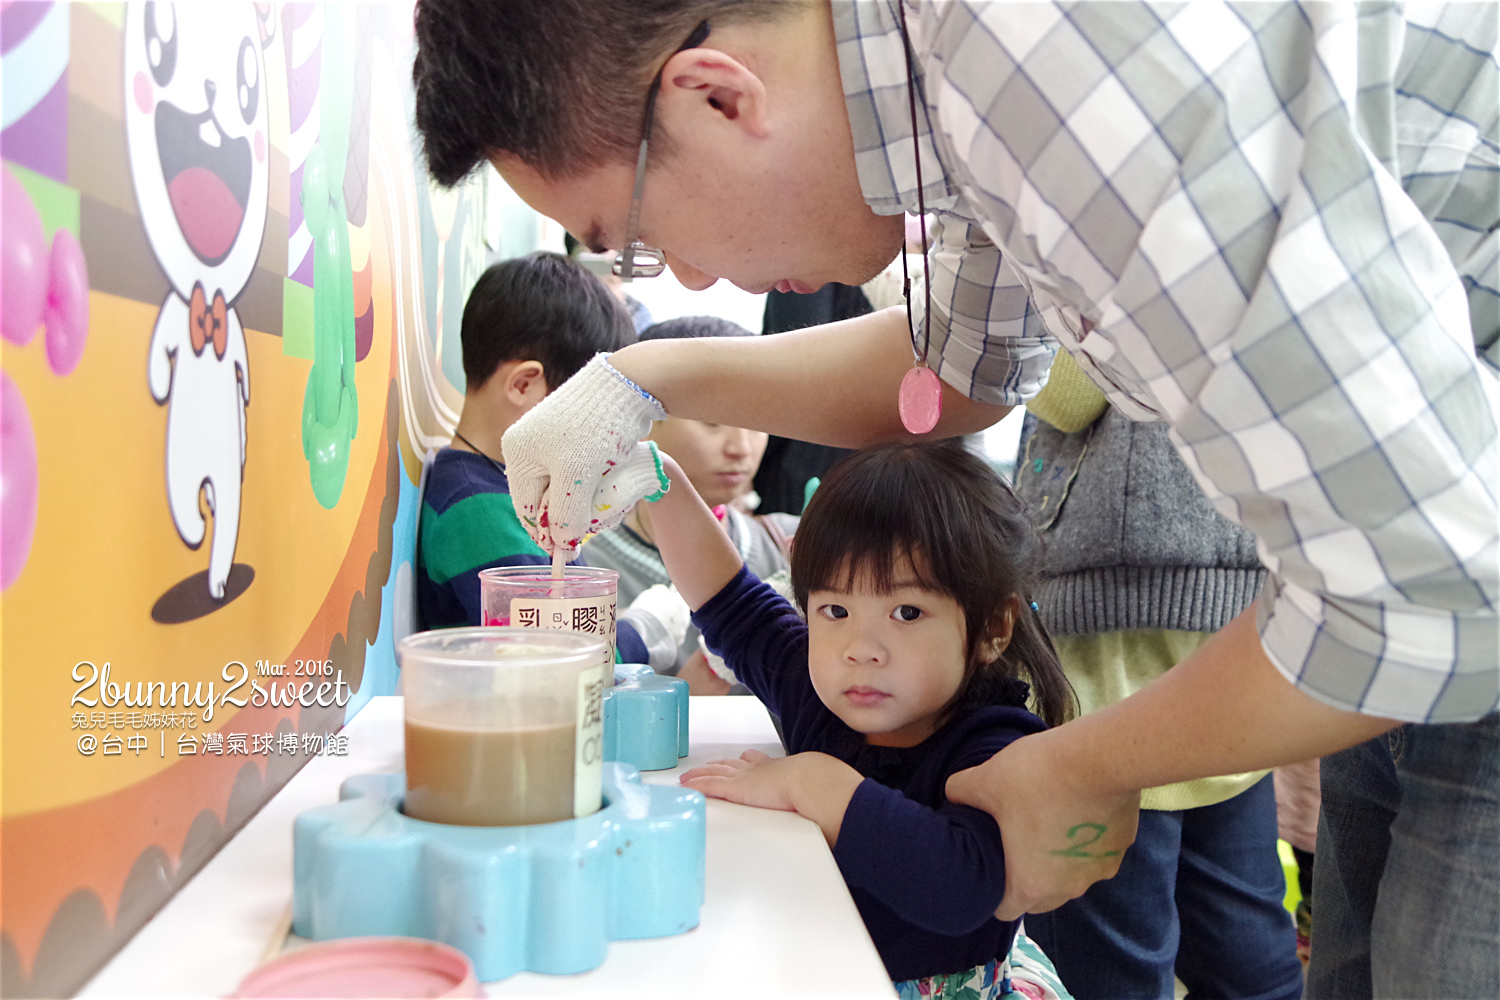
top-left (614, 20), bottom-right (712, 282)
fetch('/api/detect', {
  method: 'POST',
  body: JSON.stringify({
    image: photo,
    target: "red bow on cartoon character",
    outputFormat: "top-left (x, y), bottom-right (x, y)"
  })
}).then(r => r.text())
top-left (190, 282), bottom-right (228, 359)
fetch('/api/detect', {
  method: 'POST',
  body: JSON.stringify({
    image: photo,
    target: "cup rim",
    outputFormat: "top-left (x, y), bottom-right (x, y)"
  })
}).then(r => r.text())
top-left (477, 565), bottom-right (619, 583)
top-left (396, 626), bottom-right (607, 671)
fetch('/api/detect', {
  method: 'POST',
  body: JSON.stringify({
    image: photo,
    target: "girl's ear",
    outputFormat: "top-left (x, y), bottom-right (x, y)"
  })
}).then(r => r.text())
top-left (985, 595), bottom-right (1020, 659)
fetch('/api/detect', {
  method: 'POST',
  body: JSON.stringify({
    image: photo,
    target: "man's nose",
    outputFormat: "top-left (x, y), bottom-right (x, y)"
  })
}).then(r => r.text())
top-left (665, 252), bottom-right (718, 291)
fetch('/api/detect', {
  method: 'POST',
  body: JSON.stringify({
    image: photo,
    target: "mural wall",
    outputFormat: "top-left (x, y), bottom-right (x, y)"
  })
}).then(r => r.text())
top-left (0, 3), bottom-right (516, 994)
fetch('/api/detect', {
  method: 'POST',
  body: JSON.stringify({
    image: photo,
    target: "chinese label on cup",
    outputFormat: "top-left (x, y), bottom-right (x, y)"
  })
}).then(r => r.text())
top-left (509, 595), bottom-right (617, 683)
top-left (574, 661), bottom-right (605, 817)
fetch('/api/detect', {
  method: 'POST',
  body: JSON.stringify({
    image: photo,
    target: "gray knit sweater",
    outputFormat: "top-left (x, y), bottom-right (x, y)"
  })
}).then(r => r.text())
top-left (1014, 409), bottom-right (1265, 637)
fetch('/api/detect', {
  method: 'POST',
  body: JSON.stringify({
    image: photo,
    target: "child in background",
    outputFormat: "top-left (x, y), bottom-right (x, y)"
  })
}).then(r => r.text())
top-left (1274, 757), bottom-right (1321, 966)
top-left (1014, 349), bottom-right (1300, 1000)
top-left (646, 439), bottom-right (1075, 999)
top-left (584, 316), bottom-right (797, 693)
top-left (417, 252), bottom-right (685, 669)
top-left (563, 232), bottom-right (653, 334)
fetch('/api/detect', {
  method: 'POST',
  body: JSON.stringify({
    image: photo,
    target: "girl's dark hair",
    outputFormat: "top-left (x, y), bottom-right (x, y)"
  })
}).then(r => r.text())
top-left (791, 441), bottom-right (1075, 728)
top-left (638, 315), bottom-right (753, 342)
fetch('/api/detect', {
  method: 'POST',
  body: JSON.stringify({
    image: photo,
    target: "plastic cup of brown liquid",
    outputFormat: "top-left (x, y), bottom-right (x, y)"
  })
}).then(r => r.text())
top-left (479, 566), bottom-right (619, 687)
top-left (397, 628), bottom-right (609, 827)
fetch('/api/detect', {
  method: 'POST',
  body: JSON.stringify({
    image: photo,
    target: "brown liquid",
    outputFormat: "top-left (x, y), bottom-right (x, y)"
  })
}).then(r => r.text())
top-left (404, 718), bottom-right (576, 827)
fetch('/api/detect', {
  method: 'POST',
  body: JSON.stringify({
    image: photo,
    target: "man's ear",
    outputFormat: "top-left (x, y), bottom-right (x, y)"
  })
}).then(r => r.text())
top-left (504, 360), bottom-right (549, 408)
top-left (660, 47), bottom-right (770, 138)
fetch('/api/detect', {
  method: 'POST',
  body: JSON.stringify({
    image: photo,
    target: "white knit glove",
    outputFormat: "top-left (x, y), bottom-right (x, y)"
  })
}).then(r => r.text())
top-left (501, 353), bottom-right (669, 553)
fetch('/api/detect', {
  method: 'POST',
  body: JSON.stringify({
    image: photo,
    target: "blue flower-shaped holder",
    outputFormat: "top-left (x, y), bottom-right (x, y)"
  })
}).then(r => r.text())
top-left (605, 662), bottom-right (689, 770)
top-left (293, 763), bottom-right (706, 982)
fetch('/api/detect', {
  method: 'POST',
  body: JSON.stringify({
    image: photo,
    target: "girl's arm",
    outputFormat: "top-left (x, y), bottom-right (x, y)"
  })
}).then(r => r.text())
top-left (680, 750), bottom-right (864, 845)
top-left (682, 749), bottom-right (1013, 936)
top-left (653, 466), bottom-right (817, 721)
top-left (833, 783), bottom-right (1010, 935)
top-left (645, 455), bottom-right (743, 610)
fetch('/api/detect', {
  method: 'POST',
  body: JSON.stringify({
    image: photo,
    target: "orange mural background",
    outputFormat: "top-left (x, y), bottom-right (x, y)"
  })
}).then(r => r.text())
top-left (0, 3), bottom-right (488, 995)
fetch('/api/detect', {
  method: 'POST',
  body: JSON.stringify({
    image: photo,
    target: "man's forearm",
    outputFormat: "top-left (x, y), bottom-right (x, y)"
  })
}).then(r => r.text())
top-left (943, 606), bottom-right (1397, 920)
top-left (1053, 608), bottom-right (1398, 794)
top-left (609, 307), bottom-right (1010, 447)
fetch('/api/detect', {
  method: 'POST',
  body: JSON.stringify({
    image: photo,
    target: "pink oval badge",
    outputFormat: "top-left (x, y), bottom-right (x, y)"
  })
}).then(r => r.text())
top-left (898, 366), bottom-right (943, 435)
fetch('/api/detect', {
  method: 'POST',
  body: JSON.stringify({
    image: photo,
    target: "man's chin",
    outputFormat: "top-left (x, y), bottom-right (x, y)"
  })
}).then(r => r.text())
top-left (733, 245), bottom-right (900, 295)
top-left (851, 240), bottom-right (904, 286)
top-left (735, 275), bottom-right (860, 295)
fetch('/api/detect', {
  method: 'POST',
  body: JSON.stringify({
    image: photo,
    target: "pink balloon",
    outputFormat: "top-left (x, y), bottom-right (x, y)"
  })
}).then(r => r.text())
top-left (2, 170), bottom-right (47, 346)
top-left (1, 371), bottom-right (39, 590)
top-left (45, 228), bottom-right (89, 376)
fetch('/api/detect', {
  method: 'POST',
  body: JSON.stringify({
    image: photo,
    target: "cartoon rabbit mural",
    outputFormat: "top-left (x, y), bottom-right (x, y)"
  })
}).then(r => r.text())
top-left (125, 1), bottom-right (268, 601)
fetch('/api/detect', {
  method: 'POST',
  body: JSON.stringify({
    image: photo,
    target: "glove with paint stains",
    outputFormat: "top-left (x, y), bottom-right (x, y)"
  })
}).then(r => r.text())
top-left (502, 353), bottom-right (668, 554)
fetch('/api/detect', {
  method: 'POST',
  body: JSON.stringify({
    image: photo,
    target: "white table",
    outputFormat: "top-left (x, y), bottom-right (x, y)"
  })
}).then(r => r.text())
top-left (81, 696), bottom-right (897, 998)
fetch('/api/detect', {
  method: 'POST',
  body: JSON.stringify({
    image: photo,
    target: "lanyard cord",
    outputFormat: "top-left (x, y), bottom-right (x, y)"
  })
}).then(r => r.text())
top-left (896, 1), bottom-right (933, 368)
top-left (453, 430), bottom-right (506, 477)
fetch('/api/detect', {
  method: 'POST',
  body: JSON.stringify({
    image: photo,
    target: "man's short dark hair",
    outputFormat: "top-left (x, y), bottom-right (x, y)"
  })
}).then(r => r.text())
top-left (639, 315), bottom-right (754, 342)
top-left (413, 0), bottom-right (795, 186)
top-left (460, 252), bottom-right (634, 392)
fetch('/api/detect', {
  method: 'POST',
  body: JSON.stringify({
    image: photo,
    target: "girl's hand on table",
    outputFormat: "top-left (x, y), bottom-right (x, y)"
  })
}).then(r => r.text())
top-left (680, 749), bottom-right (800, 811)
top-left (681, 750), bottom-right (863, 846)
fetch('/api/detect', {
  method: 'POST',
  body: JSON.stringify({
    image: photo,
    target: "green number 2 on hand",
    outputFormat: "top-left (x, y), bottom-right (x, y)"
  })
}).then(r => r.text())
top-left (1049, 822), bottom-right (1121, 859)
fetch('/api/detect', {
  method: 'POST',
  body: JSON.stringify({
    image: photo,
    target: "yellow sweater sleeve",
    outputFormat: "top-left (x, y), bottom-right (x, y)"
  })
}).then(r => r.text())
top-left (1026, 348), bottom-right (1109, 433)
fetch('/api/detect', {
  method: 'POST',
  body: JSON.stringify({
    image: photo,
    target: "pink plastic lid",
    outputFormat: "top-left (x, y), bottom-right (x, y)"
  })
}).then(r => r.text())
top-left (232, 937), bottom-right (480, 998)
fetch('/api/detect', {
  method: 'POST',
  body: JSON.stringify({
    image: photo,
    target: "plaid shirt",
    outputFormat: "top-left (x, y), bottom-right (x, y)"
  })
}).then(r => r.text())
top-left (834, 1), bottom-right (1498, 723)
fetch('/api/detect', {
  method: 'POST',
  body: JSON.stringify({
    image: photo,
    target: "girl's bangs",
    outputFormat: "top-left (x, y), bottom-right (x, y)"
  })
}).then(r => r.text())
top-left (792, 445), bottom-right (974, 607)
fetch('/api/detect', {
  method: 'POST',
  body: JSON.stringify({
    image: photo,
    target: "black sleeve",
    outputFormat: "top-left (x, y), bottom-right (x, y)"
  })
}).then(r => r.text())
top-left (691, 565), bottom-right (813, 723)
top-left (832, 714), bottom-right (1043, 935)
top-left (834, 781), bottom-right (1009, 936)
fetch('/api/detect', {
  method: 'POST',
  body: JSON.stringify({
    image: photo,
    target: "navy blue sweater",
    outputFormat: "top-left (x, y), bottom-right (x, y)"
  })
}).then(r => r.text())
top-left (694, 566), bottom-right (1047, 982)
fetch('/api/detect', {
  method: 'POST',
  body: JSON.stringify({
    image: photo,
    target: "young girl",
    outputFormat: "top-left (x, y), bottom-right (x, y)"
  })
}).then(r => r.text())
top-left (645, 439), bottom-right (1075, 999)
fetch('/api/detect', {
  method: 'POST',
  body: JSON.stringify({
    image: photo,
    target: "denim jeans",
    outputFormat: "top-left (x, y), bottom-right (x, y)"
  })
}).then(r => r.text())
top-left (1306, 713), bottom-right (1500, 1000)
top-left (1027, 775), bottom-right (1302, 1000)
